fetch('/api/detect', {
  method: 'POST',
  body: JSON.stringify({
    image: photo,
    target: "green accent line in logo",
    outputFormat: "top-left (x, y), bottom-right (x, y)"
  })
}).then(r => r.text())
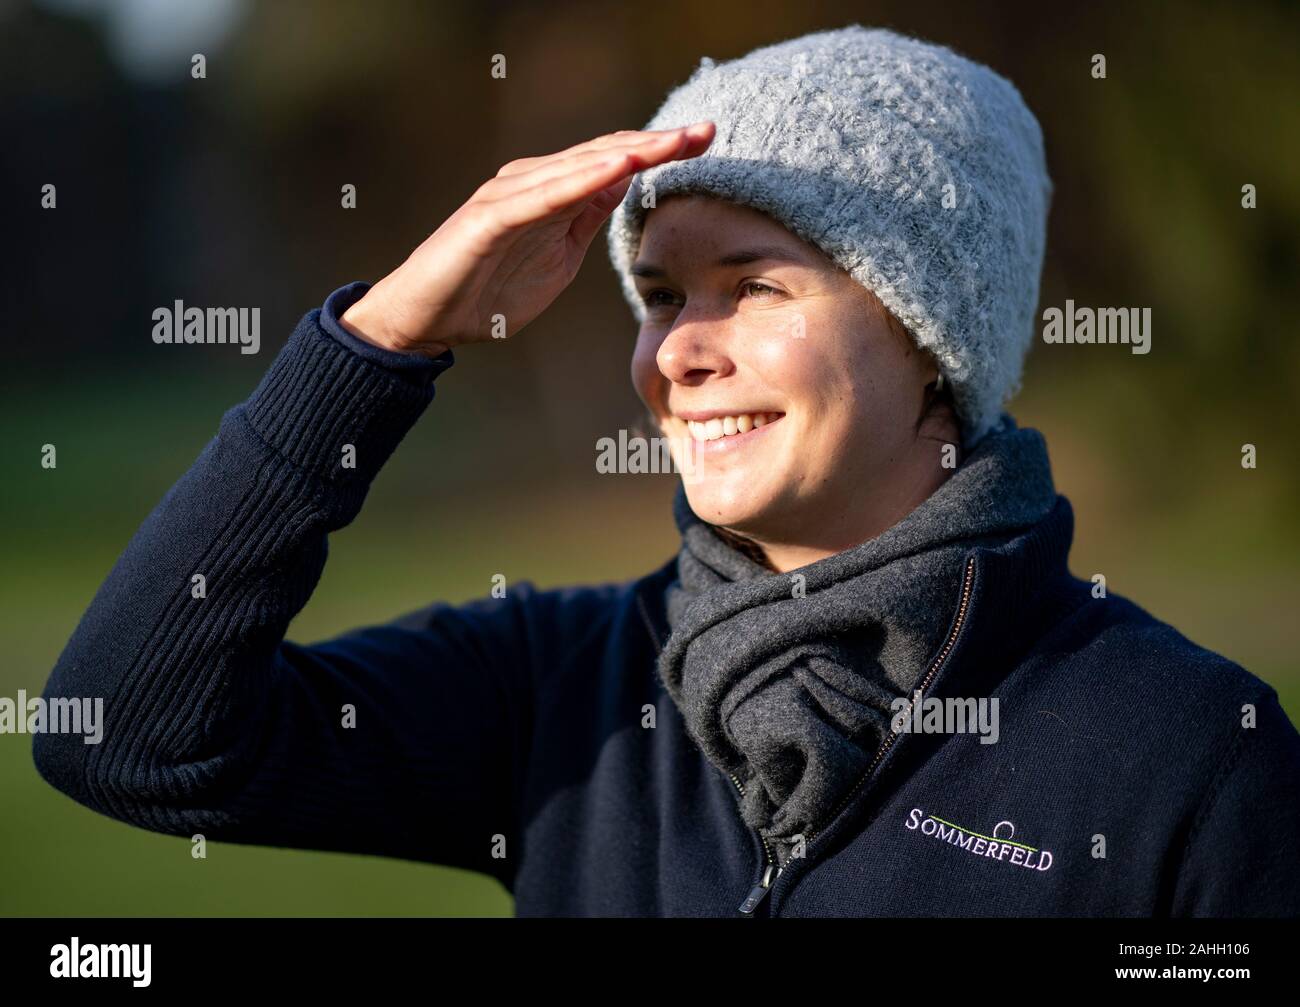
top-left (927, 815), bottom-right (1038, 852)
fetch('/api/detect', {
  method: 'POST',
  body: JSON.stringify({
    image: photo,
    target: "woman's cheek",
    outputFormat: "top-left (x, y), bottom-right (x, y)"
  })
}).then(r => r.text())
top-left (630, 329), bottom-right (666, 412)
top-left (749, 312), bottom-right (832, 394)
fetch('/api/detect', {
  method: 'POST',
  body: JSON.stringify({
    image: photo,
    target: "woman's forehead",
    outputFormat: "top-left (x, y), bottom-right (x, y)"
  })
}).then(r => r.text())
top-left (637, 197), bottom-right (827, 266)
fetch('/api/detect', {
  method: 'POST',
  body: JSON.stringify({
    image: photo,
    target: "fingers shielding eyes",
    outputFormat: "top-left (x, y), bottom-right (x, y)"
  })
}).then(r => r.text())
top-left (477, 122), bottom-right (715, 233)
top-left (492, 123), bottom-right (715, 182)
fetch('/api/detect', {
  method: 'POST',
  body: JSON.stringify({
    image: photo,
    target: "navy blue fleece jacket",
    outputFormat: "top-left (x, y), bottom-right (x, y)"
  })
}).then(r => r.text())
top-left (32, 284), bottom-right (1300, 917)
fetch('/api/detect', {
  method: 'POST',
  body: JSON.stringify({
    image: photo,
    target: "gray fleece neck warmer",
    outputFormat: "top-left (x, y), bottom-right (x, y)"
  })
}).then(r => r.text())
top-left (658, 417), bottom-right (1058, 865)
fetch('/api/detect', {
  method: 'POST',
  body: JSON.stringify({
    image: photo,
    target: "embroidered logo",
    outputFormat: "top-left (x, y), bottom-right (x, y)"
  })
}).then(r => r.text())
top-left (905, 808), bottom-right (1054, 871)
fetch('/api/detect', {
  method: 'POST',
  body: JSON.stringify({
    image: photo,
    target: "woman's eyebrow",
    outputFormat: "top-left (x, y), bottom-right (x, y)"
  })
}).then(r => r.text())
top-left (632, 245), bottom-right (811, 278)
top-left (714, 245), bottom-right (812, 268)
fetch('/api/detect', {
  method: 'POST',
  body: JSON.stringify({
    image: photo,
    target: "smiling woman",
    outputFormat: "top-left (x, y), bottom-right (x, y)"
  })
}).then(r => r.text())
top-left (32, 25), bottom-right (1300, 918)
top-left (629, 195), bottom-right (960, 571)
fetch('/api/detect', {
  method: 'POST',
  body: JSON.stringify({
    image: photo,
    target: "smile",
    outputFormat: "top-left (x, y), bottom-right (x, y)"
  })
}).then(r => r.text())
top-left (681, 412), bottom-right (783, 443)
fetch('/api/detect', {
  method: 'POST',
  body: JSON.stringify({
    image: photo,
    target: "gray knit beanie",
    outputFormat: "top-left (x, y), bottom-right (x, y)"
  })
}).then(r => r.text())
top-left (606, 25), bottom-right (1052, 445)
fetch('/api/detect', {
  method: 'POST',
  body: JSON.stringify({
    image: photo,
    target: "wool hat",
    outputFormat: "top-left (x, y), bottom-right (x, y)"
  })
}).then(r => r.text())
top-left (606, 26), bottom-right (1052, 445)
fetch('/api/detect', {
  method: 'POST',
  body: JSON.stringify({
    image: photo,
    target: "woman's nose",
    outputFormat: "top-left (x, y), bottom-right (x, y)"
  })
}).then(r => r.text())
top-left (655, 314), bottom-right (735, 385)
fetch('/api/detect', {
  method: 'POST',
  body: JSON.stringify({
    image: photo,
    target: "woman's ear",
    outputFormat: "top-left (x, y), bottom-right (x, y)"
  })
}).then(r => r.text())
top-left (862, 287), bottom-right (958, 444)
top-left (916, 357), bottom-right (961, 451)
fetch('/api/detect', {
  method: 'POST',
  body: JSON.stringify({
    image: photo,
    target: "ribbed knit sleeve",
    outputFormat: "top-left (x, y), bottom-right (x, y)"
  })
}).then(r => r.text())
top-left (32, 305), bottom-right (532, 886)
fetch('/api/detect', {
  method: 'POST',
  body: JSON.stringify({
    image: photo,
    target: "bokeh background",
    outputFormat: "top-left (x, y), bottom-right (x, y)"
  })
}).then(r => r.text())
top-left (2, 0), bottom-right (1297, 917)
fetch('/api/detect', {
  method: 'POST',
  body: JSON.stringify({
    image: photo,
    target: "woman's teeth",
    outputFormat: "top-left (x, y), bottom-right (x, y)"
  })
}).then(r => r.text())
top-left (685, 413), bottom-right (778, 442)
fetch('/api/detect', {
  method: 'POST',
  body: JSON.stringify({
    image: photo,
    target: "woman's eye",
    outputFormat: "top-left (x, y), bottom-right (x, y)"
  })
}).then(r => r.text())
top-left (741, 281), bottom-right (779, 299)
top-left (642, 289), bottom-right (681, 309)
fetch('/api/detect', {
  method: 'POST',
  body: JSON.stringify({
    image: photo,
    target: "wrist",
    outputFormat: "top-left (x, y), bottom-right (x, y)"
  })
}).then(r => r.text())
top-left (244, 308), bottom-right (440, 484)
top-left (338, 289), bottom-right (410, 353)
top-left (339, 284), bottom-right (450, 359)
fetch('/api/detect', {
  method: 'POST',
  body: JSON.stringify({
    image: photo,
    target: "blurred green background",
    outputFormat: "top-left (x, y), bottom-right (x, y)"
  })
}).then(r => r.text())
top-left (2, 0), bottom-right (1297, 916)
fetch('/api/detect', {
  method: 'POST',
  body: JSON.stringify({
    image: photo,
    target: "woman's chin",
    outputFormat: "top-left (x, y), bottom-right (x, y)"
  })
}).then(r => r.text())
top-left (681, 481), bottom-right (782, 533)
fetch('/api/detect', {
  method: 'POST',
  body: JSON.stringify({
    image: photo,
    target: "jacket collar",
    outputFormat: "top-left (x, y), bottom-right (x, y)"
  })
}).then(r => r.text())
top-left (930, 493), bottom-right (1079, 699)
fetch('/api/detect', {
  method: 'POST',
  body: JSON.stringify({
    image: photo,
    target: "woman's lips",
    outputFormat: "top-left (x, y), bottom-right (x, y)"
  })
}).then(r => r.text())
top-left (679, 412), bottom-right (785, 457)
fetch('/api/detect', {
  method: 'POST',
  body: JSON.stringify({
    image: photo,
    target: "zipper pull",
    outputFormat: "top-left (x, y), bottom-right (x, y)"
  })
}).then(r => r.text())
top-left (738, 863), bottom-right (779, 915)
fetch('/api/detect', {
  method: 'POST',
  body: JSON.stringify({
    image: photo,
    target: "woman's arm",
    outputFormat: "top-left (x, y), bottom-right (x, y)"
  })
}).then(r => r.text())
top-left (32, 124), bottom-right (715, 883)
top-left (1170, 689), bottom-right (1300, 917)
top-left (32, 300), bottom-right (529, 873)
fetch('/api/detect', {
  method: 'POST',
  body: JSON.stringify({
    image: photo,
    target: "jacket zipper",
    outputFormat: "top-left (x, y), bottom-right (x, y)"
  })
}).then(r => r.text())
top-left (738, 554), bottom-right (978, 915)
top-left (731, 771), bottom-right (780, 915)
top-left (638, 586), bottom-right (785, 915)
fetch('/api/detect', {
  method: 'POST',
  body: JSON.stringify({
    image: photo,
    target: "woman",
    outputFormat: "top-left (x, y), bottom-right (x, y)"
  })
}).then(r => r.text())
top-left (34, 26), bottom-right (1300, 917)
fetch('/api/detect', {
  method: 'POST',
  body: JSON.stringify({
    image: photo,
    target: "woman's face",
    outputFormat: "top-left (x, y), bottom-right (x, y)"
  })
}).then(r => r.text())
top-left (630, 196), bottom-right (944, 559)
